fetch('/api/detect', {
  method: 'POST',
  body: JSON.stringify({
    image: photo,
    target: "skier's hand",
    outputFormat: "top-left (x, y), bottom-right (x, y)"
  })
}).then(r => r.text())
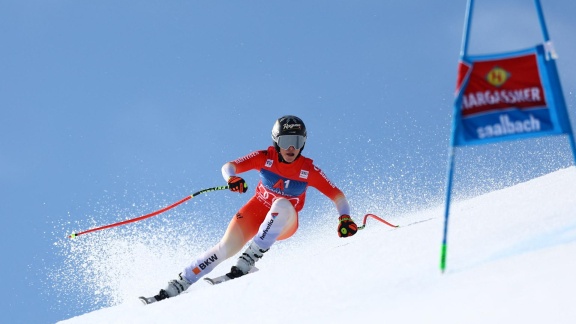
top-left (337, 215), bottom-right (358, 238)
top-left (228, 176), bottom-right (248, 193)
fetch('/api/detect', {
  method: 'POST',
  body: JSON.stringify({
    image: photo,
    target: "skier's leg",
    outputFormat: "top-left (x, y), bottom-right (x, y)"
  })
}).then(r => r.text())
top-left (180, 198), bottom-right (268, 282)
top-left (228, 198), bottom-right (298, 277)
top-left (254, 197), bottom-right (298, 249)
top-left (149, 198), bottom-right (268, 302)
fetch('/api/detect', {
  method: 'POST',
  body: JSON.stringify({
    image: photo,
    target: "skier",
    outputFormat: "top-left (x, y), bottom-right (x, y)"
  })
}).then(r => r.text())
top-left (141, 115), bottom-right (358, 304)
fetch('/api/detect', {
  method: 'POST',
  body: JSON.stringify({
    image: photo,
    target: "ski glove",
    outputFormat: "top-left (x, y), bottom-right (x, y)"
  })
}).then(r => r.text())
top-left (338, 215), bottom-right (358, 238)
top-left (228, 176), bottom-right (248, 193)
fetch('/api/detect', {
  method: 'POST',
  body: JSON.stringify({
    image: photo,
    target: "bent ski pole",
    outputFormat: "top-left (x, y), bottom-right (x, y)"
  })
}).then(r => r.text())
top-left (357, 213), bottom-right (398, 230)
top-left (69, 185), bottom-right (230, 238)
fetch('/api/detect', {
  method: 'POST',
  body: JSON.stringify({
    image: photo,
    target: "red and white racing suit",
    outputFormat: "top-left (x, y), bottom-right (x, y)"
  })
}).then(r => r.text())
top-left (182, 146), bottom-right (350, 283)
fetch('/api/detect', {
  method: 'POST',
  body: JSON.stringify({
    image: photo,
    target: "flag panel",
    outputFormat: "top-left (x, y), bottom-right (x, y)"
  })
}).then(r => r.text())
top-left (453, 45), bottom-right (569, 146)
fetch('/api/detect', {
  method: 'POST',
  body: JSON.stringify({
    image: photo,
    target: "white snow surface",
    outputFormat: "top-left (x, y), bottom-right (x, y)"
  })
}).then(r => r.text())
top-left (59, 167), bottom-right (576, 324)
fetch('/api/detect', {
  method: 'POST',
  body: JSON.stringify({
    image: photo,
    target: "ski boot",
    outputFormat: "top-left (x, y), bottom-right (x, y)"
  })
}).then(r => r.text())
top-left (226, 241), bottom-right (269, 279)
top-left (139, 273), bottom-right (191, 305)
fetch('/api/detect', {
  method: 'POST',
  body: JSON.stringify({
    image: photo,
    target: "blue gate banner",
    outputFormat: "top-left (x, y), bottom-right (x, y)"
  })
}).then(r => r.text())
top-left (453, 44), bottom-right (571, 146)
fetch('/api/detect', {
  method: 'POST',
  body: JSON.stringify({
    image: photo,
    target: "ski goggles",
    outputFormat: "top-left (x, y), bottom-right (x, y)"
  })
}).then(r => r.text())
top-left (276, 135), bottom-right (306, 150)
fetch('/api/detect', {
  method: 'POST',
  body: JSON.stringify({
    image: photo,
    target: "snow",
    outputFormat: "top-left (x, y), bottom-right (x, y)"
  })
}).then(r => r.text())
top-left (58, 167), bottom-right (576, 324)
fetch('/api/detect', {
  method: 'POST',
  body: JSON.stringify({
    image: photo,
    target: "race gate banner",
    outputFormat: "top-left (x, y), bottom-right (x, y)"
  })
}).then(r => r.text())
top-left (453, 44), bottom-right (571, 146)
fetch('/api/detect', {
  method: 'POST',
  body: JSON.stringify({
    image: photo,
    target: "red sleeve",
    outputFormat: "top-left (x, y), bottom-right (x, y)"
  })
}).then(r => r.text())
top-left (308, 164), bottom-right (350, 215)
top-left (231, 150), bottom-right (268, 174)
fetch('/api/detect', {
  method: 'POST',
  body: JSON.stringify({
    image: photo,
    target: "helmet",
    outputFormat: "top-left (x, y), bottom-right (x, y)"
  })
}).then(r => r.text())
top-left (271, 115), bottom-right (307, 152)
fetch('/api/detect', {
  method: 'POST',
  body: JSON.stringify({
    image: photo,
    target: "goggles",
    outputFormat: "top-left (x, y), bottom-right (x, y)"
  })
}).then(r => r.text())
top-left (276, 135), bottom-right (306, 150)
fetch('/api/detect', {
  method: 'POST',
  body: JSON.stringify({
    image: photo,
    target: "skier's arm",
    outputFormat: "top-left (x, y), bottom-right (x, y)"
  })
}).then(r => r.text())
top-left (221, 150), bottom-right (267, 193)
top-left (332, 193), bottom-right (351, 216)
top-left (221, 150), bottom-right (266, 180)
top-left (308, 165), bottom-right (357, 237)
top-left (308, 165), bottom-right (350, 216)
top-left (221, 162), bottom-right (237, 180)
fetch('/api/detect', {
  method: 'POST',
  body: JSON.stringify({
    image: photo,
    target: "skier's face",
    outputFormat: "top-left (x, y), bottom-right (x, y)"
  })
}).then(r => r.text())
top-left (279, 146), bottom-right (301, 163)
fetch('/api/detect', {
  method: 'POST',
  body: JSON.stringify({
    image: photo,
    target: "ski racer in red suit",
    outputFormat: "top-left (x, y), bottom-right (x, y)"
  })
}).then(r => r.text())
top-left (141, 115), bottom-right (358, 304)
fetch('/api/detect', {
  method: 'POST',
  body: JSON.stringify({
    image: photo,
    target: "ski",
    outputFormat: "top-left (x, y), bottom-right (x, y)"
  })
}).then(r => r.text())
top-left (139, 295), bottom-right (159, 305)
top-left (204, 266), bottom-right (259, 285)
top-left (139, 267), bottom-right (259, 304)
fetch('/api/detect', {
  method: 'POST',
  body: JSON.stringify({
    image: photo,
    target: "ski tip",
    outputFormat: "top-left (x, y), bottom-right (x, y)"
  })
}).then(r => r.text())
top-left (203, 278), bottom-right (216, 285)
top-left (139, 296), bottom-right (156, 305)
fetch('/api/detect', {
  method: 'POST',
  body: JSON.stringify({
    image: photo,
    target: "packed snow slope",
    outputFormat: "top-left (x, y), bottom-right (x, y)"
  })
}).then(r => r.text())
top-left (59, 167), bottom-right (576, 324)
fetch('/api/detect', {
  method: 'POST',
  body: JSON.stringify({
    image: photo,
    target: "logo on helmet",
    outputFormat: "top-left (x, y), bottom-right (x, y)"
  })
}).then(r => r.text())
top-left (283, 123), bottom-right (302, 130)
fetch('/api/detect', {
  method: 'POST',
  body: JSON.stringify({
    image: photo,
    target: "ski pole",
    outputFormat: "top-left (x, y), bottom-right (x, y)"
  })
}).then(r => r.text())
top-left (68, 185), bottom-right (231, 238)
top-left (357, 213), bottom-right (398, 230)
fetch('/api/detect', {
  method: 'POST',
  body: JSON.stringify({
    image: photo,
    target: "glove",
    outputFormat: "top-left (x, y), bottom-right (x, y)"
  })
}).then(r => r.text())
top-left (337, 215), bottom-right (358, 238)
top-left (228, 176), bottom-right (248, 193)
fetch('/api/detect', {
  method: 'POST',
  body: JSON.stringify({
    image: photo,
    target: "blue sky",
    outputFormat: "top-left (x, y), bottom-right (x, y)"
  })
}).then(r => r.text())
top-left (1, 1), bottom-right (574, 323)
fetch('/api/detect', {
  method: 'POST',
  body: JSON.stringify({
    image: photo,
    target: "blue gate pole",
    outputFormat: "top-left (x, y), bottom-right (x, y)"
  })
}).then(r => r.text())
top-left (440, 146), bottom-right (456, 272)
top-left (534, 0), bottom-right (576, 164)
top-left (440, 0), bottom-right (475, 273)
top-left (460, 0), bottom-right (475, 57)
top-left (534, 0), bottom-right (550, 41)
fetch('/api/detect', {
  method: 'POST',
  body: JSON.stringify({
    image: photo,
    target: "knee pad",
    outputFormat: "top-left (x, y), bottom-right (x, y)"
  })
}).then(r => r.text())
top-left (270, 198), bottom-right (294, 216)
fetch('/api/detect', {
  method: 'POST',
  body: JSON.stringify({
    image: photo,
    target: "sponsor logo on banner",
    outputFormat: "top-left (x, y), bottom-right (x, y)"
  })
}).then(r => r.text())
top-left (459, 54), bottom-right (547, 117)
top-left (485, 66), bottom-right (510, 87)
top-left (477, 114), bottom-right (541, 139)
top-left (456, 50), bottom-right (552, 142)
